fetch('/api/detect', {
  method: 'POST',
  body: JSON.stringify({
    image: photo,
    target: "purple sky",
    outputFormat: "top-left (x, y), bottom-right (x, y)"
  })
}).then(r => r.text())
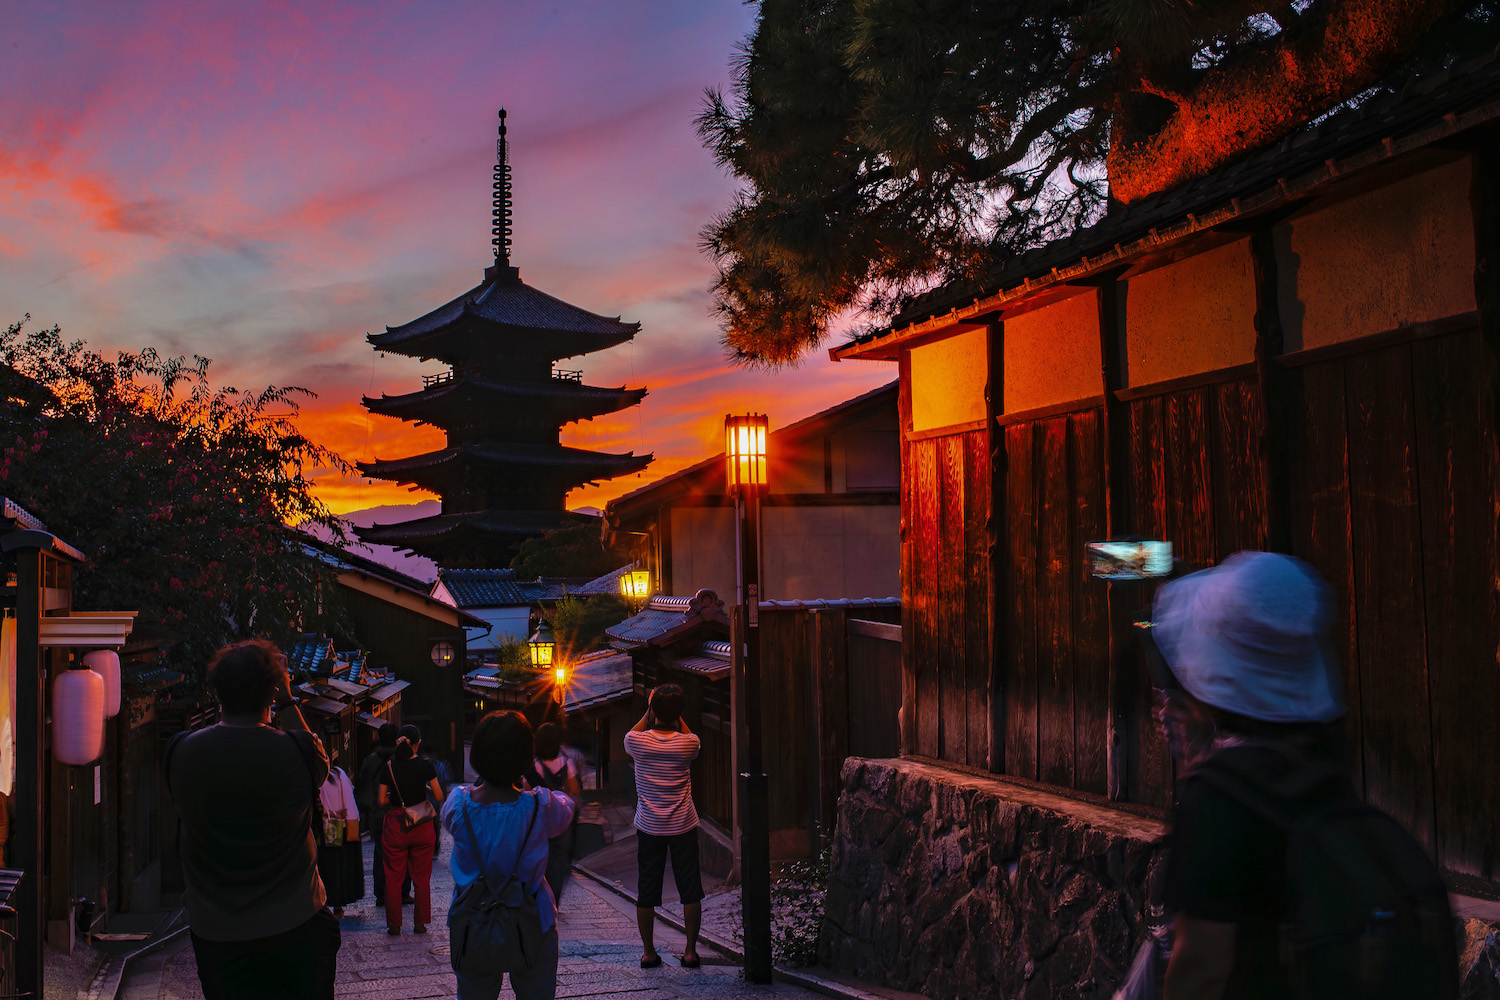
top-left (0, 1), bottom-right (891, 515)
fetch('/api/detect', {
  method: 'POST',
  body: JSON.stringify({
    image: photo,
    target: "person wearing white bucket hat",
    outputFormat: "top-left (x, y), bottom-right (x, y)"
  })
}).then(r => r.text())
top-left (1147, 552), bottom-right (1454, 1000)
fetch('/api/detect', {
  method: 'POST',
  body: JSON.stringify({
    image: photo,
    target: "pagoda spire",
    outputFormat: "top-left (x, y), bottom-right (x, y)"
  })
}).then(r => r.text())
top-left (491, 108), bottom-right (516, 277)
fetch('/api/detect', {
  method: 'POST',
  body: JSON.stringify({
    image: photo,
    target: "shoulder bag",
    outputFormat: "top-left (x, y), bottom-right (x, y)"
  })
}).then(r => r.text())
top-left (448, 790), bottom-right (546, 975)
top-left (386, 760), bottom-right (437, 830)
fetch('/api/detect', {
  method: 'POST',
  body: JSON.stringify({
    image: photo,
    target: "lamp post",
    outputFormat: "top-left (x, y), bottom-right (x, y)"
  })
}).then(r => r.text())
top-left (726, 412), bottom-right (772, 983)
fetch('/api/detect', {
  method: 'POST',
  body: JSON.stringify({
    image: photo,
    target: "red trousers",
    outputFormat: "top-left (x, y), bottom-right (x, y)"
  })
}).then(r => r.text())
top-left (382, 812), bottom-right (436, 930)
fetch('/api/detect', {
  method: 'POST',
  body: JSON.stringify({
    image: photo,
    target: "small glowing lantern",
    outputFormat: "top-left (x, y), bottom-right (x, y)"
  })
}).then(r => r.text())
top-left (554, 664), bottom-right (567, 686)
top-left (724, 414), bottom-right (768, 492)
top-left (84, 649), bottom-right (122, 718)
top-left (620, 568), bottom-right (651, 602)
top-left (54, 667), bottom-right (105, 765)
top-left (528, 622), bottom-right (555, 671)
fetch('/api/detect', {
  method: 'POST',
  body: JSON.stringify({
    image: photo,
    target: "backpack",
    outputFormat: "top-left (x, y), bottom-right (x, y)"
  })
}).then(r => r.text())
top-left (448, 790), bottom-right (546, 976)
top-left (1195, 745), bottom-right (1458, 1000)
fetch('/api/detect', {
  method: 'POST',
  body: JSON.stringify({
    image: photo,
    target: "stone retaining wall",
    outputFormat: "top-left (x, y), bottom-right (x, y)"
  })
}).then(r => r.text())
top-left (823, 756), bottom-right (1500, 1000)
top-left (821, 757), bottom-right (1167, 999)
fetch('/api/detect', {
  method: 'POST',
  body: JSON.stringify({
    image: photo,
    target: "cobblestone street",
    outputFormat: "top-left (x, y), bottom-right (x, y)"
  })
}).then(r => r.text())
top-left (117, 840), bottom-right (818, 1000)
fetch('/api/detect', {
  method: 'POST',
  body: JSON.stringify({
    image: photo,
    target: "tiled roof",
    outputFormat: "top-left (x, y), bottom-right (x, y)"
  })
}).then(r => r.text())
top-left (370, 679), bottom-right (411, 701)
top-left (572, 564), bottom-right (634, 596)
top-left (759, 598), bottom-right (902, 610)
top-left (439, 568), bottom-right (532, 608)
top-left (363, 376), bottom-right (647, 424)
top-left (605, 591), bottom-right (729, 649)
top-left (838, 48), bottom-right (1500, 356)
top-left (563, 649), bottom-right (634, 713)
top-left (370, 271), bottom-right (639, 347)
top-left (528, 577), bottom-right (593, 602)
top-left (357, 442), bottom-right (651, 480)
top-left (667, 643), bottom-right (733, 682)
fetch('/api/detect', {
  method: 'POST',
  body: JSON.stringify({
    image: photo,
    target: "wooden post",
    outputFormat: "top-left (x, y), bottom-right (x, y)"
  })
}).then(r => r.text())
top-left (811, 609), bottom-right (849, 845)
top-left (1096, 278), bottom-right (1132, 801)
top-left (985, 321), bottom-right (1005, 773)
top-left (10, 547), bottom-right (43, 995)
top-left (1250, 224), bottom-right (1293, 552)
top-left (897, 352), bottom-right (917, 755)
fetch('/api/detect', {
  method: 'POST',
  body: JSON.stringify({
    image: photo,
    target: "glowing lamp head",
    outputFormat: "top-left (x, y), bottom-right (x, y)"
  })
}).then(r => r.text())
top-left (528, 622), bottom-right (555, 670)
top-left (554, 665), bottom-right (567, 686)
top-left (621, 568), bottom-right (651, 601)
top-left (724, 413), bottom-right (769, 493)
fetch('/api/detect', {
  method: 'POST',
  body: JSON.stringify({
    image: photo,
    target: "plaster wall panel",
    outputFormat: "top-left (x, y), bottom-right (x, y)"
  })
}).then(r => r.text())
top-left (670, 506), bottom-right (737, 604)
top-left (1004, 292), bottom-right (1103, 412)
top-left (763, 505), bottom-right (900, 600)
top-left (1277, 158), bottom-right (1477, 352)
top-left (771, 443), bottom-right (826, 495)
top-left (910, 328), bottom-right (988, 432)
top-left (463, 606), bottom-right (530, 651)
top-left (832, 407), bottom-right (900, 492)
top-left (1125, 238), bottom-right (1257, 386)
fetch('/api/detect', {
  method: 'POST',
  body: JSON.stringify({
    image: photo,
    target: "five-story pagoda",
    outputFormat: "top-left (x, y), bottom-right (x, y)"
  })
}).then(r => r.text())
top-left (356, 109), bottom-right (652, 567)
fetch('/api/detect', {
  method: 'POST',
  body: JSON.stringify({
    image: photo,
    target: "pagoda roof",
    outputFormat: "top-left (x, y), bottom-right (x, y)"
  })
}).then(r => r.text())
top-left (369, 267), bottom-right (640, 361)
top-left (356, 441), bottom-right (652, 487)
top-left (363, 373), bottom-right (647, 426)
top-left (353, 508), bottom-right (592, 549)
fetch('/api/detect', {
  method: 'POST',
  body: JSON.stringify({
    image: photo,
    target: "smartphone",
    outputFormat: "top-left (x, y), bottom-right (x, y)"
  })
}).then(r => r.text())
top-left (1085, 539), bottom-right (1173, 580)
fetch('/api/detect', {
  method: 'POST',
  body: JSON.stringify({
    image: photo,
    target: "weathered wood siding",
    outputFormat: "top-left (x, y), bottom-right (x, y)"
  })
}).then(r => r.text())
top-left (906, 429), bottom-right (992, 770)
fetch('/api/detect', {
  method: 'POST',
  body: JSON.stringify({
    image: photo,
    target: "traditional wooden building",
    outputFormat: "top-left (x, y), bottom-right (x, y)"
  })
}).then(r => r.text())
top-left (602, 382), bottom-right (900, 601)
top-left (306, 540), bottom-right (484, 779)
top-left (822, 54), bottom-right (1500, 998)
top-left (356, 110), bottom-right (651, 566)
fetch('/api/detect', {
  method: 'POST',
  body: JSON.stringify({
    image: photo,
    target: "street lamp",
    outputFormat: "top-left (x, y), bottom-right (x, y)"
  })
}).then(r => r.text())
top-left (528, 622), bottom-right (555, 671)
top-left (619, 567), bottom-right (651, 604)
top-left (726, 412), bottom-right (772, 984)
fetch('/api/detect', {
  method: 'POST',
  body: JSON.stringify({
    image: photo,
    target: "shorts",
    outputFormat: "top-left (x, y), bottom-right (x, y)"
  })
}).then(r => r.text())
top-left (635, 828), bottom-right (703, 909)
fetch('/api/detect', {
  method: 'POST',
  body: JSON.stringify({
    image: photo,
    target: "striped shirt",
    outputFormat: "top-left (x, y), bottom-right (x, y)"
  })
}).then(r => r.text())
top-left (624, 729), bottom-right (701, 836)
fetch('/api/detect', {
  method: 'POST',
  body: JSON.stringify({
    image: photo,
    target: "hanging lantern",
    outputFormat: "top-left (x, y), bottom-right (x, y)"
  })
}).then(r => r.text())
top-left (528, 622), bottom-right (555, 670)
top-left (724, 413), bottom-right (769, 492)
top-left (619, 568), bottom-right (651, 602)
top-left (84, 649), bottom-right (121, 718)
top-left (54, 667), bottom-right (105, 766)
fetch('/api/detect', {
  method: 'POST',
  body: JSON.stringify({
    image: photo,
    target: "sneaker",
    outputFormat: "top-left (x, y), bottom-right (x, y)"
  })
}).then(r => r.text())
top-left (413, 923), bottom-right (427, 934)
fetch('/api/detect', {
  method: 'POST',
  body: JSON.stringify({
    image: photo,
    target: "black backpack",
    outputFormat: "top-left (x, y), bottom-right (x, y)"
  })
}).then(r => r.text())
top-left (1195, 745), bottom-right (1458, 1000)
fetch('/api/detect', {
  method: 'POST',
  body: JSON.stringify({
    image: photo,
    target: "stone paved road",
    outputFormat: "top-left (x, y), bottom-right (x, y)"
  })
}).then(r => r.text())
top-left (118, 840), bottom-right (817, 1000)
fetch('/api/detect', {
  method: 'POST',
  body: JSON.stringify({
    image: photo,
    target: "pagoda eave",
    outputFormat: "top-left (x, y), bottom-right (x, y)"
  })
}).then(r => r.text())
top-left (368, 320), bottom-right (638, 365)
top-left (360, 381), bottom-right (647, 425)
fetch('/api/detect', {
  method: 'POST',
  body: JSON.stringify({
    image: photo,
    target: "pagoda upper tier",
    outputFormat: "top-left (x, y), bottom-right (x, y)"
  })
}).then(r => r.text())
top-left (363, 368), bottom-right (647, 428)
top-left (355, 441), bottom-right (651, 499)
top-left (368, 263), bottom-right (640, 366)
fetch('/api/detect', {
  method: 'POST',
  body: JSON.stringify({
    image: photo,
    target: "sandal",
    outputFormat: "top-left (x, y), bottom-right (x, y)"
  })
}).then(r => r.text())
top-left (640, 955), bottom-right (662, 969)
top-left (679, 955), bottom-right (701, 969)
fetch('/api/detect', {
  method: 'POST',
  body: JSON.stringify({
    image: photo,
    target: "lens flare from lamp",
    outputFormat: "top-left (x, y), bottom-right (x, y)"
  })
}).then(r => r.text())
top-left (724, 413), bottom-right (769, 493)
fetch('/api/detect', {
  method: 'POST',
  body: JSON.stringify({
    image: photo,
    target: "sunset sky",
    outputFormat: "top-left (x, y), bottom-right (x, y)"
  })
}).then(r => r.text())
top-left (1, 1), bottom-right (891, 523)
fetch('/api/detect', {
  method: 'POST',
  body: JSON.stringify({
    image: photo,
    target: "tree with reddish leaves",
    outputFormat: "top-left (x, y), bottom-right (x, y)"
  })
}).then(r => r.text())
top-left (699, 0), bottom-right (1495, 367)
top-left (0, 317), bottom-right (352, 681)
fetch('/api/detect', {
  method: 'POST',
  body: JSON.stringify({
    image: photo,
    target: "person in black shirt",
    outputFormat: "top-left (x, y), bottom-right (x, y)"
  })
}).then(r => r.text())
top-left (168, 639), bottom-right (340, 1000)
top-left (355, 723), bottom-right (401, 907)
top-left (377, 731), bottom-right (443, 935)
top-left (1150, 551), bottom-right (1346, 1000)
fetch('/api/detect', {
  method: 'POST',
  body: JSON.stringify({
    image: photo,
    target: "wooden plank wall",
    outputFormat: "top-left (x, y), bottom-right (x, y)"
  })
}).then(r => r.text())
top-left (906, 429), bottom-right (992, 770)
top-left (1288, 329), bottom-right (1499, 878)
top-left (1000, 411), bottom-right (1109, 793)
top-left (907, 334), bottom-right (1497, 878)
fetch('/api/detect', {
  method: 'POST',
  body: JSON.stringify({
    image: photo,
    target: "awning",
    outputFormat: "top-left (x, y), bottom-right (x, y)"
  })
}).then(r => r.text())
top-left (37, 611), bottom-right (139, 647)
top-left (302, 696), bottom-right (351, 716)
top-left (369, 680), bottom-right (410, 701)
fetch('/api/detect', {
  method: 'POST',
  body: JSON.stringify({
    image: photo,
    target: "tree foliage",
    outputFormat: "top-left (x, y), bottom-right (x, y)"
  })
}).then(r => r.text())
top-left (0, 318), bottom-right (352, 680)
top-left (509, 523), bottom-right (633, 581)
top-left (700, 0), bottom-right (1495, 366)
top-left (546, 593), bottom-right (631, 661)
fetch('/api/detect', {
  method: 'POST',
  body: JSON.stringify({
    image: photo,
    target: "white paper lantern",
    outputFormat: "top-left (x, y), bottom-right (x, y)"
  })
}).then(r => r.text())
top-left (54, 668), bottom-right (105, 766)
top-left (84, 649), bottom-right (121, 718)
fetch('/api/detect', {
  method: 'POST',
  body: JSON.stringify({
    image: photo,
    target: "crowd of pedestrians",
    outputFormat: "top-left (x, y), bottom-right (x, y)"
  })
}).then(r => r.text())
top-left (164, 634), bottom-right (707, 1000)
